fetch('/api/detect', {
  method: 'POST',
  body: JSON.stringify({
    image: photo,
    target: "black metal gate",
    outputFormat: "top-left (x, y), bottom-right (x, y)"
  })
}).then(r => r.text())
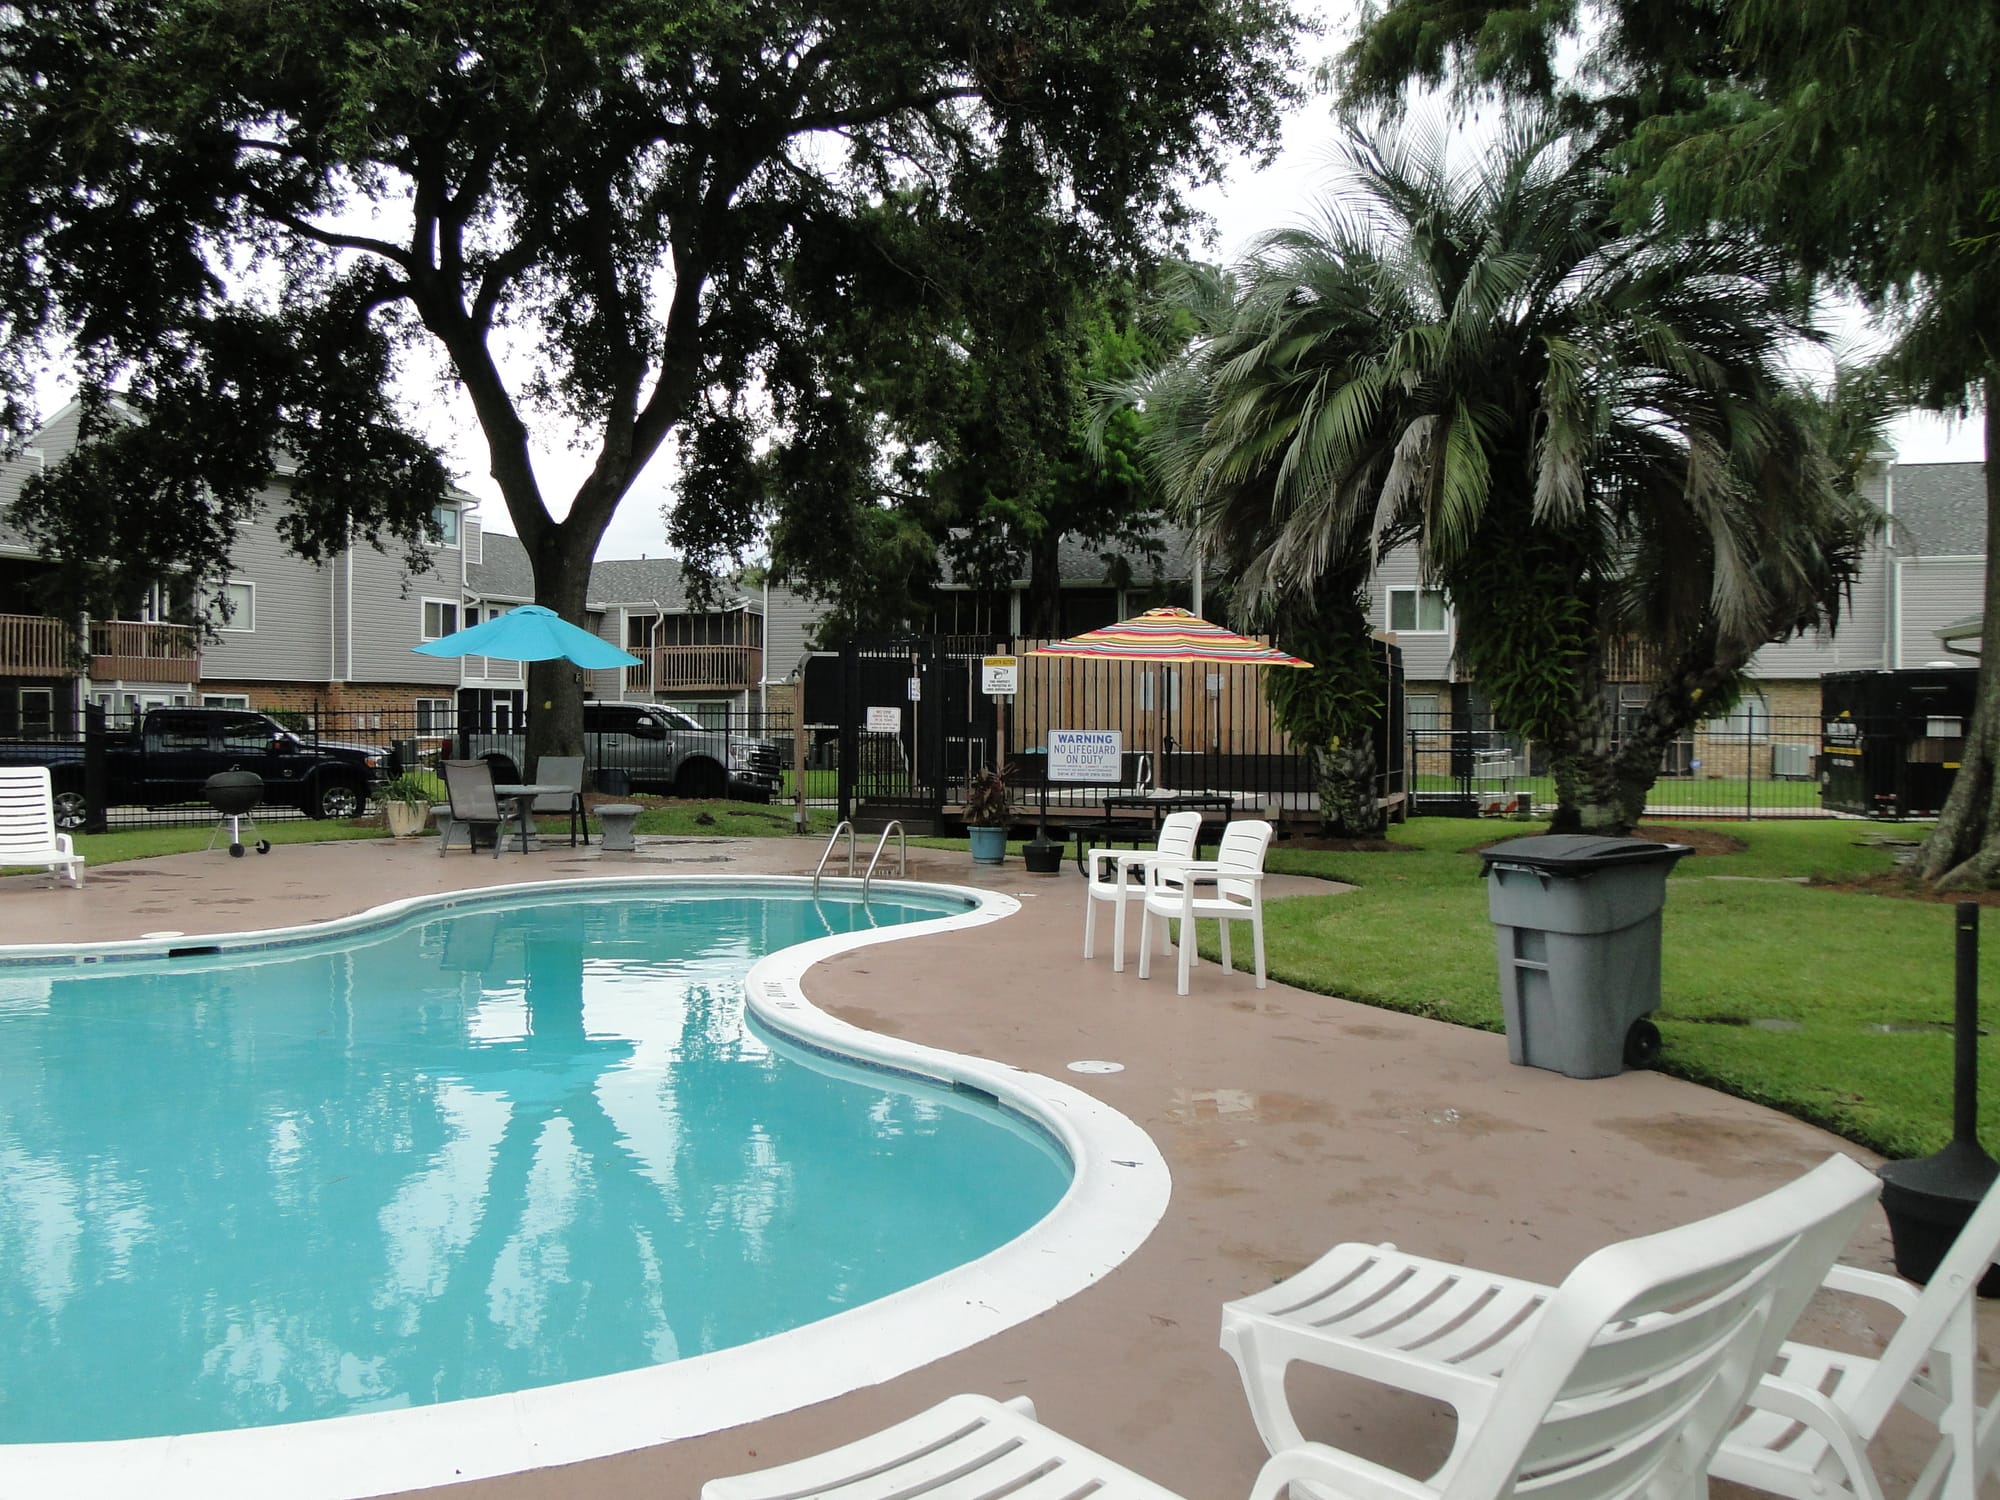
top-left (824, 638), bottom-right (996, 831)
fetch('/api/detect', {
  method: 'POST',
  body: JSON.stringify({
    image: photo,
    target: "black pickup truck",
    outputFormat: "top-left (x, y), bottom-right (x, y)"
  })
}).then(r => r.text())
top-left (0, 707), bottom-right (398, 830)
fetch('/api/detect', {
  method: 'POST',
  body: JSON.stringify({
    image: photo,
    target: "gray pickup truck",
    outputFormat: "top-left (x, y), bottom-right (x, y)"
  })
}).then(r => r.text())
top-left (467, 701), bottom-right (781, 801)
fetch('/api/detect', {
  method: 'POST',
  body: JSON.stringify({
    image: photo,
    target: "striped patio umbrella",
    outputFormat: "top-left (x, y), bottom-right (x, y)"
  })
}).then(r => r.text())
top-left (1026, 606), bottom-right (1312, 667)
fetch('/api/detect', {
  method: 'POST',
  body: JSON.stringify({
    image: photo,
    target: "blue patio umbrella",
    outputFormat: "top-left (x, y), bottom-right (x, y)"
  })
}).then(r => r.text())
top-left (411, 604), bottom-right (641, 668)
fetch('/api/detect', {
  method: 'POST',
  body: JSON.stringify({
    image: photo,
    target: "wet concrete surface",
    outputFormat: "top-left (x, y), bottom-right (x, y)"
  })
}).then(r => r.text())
top-left (0, 834), bottom-right (1983, 1500)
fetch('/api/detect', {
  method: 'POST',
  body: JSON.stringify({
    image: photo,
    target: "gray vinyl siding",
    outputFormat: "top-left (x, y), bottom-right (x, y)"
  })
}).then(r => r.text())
top-left (763, 585), bottom-right (821, 682)
top-left (0, 404), bottom-right (79, 552)
top-left (197, 502), bottom-right (338, 681)
top-left (1896, 557), bottom-right (1985, 666)
top-left (345, 535), bottom-right (462, 685)
top-left (1745, 538), bottom-right (1892, 678)
top-left (1371, 546), bottom-right (1456, 680)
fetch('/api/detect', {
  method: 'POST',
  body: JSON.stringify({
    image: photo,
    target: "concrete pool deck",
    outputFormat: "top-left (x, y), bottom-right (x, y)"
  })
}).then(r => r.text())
top-left (0, 832), bottom-right (1989, 1500)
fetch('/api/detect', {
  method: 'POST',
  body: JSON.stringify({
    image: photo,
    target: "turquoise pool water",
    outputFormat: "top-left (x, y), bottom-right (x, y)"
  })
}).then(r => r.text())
top-left (0, 884), bottom-right (1070, 1444)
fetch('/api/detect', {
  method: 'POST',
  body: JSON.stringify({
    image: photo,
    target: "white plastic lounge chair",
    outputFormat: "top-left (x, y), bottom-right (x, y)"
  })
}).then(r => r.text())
top-left (1137, 818), bottom-right (1273, 995)
top-left (1720, 1173), bottom-right (2000, 1500)
top-left (1221, 1153), bottom-right (1946, 1500)
top-left (0, 766), bottom-right (84, 887)
top-left (708, 1155), bottom-right (1879, 1500)
top-left (1085, 809), bottom-right (1202, 972)
top-left (531, 754), bottom-right (588, 847)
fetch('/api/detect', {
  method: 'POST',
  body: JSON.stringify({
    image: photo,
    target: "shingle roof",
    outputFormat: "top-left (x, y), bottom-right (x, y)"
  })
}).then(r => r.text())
top-left (1892, 463), bottom-right (1986, 556)
top-left (466, 529), bottom-right (755, 612)
top-left (938, 524), bottom-right (1200, 587)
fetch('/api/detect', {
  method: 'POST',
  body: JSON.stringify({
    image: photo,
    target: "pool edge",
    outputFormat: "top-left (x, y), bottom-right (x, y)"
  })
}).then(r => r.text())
top-left (0, 874), bottom-right (1172, 1499)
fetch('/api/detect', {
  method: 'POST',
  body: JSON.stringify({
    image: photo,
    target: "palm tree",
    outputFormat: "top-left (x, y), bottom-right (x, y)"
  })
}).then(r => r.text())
top-left (1124, 118), bottom-right (1878, 834)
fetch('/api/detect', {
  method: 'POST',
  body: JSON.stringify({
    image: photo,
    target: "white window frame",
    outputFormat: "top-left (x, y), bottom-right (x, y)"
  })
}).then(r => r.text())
top-left (200, 693), bottom-right (252, 710)
top-left (433, 505), bottom-right (461, 547)
top-left (421, 598), bottom-right (460, 640)
top-left (1705, 691), bottom-right (1771, 740)
top-left (1387, 585), bottom-right (1450, 635)
top-left (211, 579), bottom-right (255, 633)
top-left (415, 697), bottom-right (454, 734)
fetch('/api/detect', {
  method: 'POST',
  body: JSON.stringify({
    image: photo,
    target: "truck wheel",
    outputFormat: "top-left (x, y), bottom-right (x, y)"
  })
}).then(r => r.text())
top-left (51, 788), bottom-right (88, 833)
top-left (675, 759), bottom-right (728, 800)
top-left (312, 781), bottom-right (364, 821)
top-left (482, 754), bottom-right (521, 786)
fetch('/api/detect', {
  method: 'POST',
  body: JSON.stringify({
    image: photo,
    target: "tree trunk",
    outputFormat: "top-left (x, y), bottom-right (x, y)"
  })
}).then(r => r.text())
top-left (1312, 735), bottom-right (1384, 837)
top-left (522, 525), bottom-right (599, 773)
top-left (1544, 650), bottom-right (1631, 833)
top-left (1918, 377), bottom-right (2000, 886)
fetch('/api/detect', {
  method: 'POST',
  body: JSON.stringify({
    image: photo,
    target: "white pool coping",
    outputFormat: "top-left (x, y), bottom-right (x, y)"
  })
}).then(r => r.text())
top-left (0, 874), bottom-right (1171, 1499)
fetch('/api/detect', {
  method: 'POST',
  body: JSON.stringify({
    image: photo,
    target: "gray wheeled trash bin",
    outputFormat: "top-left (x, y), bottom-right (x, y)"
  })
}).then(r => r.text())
top-left (1478, 835), bottom-right (1692, 1078)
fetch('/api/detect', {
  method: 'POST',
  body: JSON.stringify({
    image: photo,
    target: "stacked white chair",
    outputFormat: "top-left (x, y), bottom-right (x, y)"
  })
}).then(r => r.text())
top-left (1138, 818), bottom-right (1274, 995)
top-left (0, 765), bottom-right (84, 887)
top-left (703, 1155), bottom-right (1881, 1500)
top-left (1084, 810), bottom-right (1203, 972)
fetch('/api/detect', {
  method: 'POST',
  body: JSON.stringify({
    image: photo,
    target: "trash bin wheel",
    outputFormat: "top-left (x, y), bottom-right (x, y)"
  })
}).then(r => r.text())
top-left (1624, 1018), bottom-right (1662, 1069)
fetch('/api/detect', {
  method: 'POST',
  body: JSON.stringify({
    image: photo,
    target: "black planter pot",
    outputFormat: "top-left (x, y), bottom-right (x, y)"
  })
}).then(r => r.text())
top-left (1879, 1141), bottom-right (2000, 1297)
top-left (1021, 834), bottom-right (1065, 875)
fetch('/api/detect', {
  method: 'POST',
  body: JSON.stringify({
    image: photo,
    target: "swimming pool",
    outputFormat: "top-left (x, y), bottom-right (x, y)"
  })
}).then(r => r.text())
top-left (0, 876), bottom-right (1169, 1498)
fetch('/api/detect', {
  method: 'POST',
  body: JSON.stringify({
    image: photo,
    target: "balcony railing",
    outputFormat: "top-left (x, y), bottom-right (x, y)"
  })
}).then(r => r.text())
top-left (0, 613), bottom-right (73, 675)
top-left (89, 620), bottom-right (200, 684)
top-left (625, 644), bottom-right (763, 694)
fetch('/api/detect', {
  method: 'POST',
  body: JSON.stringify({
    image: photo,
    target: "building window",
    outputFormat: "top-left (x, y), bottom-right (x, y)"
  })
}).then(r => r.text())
top-left (1405, 692), bottom-right (1442, 729)
top-left (433, 505), bottom-right (461, 547)
top-left (422, 599), bottom-right (460, 639)
top-left (210, 580), bottom-right (255, 632)
top-left (201, 693), bottom-right (252, 710)
top-left (1387, 586), bottom-right (1449, 634)
top-left (1705, 691), bottom-right (1770, 739)
top-left (416, 697), bottom-right (454, 734)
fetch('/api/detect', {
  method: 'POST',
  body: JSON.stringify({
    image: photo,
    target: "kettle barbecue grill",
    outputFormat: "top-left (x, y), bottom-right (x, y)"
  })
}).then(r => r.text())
top-left (204, 770), bottom-right (272, 857)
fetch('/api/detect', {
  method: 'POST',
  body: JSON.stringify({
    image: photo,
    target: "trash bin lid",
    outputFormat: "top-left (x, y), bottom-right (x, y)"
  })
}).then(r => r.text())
top-left (1478, 834), bottom-right (1693, 875)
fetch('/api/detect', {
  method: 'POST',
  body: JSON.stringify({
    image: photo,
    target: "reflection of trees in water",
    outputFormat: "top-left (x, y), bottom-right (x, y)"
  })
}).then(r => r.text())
top-left (0, 891), bottom-right (1062, 1440)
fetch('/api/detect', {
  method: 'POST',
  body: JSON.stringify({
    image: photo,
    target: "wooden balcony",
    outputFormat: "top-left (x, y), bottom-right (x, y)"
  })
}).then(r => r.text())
top-left (0, 613), bottom-right (75, 676)
top-left (89, 620), bottom-right (200, 684)
top-left (625, 644), bottom-right (763, 694)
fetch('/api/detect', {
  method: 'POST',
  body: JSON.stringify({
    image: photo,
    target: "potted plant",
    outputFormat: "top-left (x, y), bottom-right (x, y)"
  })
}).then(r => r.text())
top-left (379, 772), bottom-right (434, 838)
top-left (963, 764), bottom-right (1012, 864)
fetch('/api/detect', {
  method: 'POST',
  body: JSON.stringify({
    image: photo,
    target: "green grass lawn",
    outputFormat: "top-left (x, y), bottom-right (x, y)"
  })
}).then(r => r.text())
top-left (1255, 817), bottom-right (1985, 1159)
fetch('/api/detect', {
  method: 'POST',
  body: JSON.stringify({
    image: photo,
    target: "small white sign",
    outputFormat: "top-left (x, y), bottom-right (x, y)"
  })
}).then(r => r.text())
top-left (1048, 728), bottom-right (1123, 782)
top-left (982, 656), bottom-right (1018, 695)
top-left (907, 676), bottom-right (922, 702)
top-left (865, 706), bottom-right (901, 733)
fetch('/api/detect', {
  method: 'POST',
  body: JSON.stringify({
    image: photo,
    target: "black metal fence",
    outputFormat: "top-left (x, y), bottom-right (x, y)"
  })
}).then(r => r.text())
top-left (1407, 709), bottom-right (1840, 820)
top-left (0, 702), bottom-right (807, 833)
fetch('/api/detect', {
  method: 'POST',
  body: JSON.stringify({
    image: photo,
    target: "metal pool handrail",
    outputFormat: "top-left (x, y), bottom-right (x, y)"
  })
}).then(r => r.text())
top-left (814, 820), bottom-right (856, 896)
top-left (862, 822), bottom-right (906, 900)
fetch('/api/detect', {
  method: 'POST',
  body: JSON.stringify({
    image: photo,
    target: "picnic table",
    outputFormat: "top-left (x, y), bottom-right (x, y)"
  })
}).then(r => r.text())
top-left (1066, 791), bottom-right (1239, 873)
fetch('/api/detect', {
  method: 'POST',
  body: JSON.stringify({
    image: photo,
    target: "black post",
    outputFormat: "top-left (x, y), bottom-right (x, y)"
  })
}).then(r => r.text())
top-left (1878, 899), bottom-right (2000, 1291)
top-left (83, 701), bottom-right (108, 834)
top-left (1957, 901), bottom-right (1980, 1146)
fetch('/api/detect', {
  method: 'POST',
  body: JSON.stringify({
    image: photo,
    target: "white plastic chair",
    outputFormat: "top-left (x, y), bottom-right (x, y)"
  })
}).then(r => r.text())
top-left (1085, 810), bottom-right (1202, 972)
top-left (707, 1155), bottom-right (1880, 1500)
top-left (1221, 1153), bottom-right (1942, 1500)
top-left (0, 766), bottom-right (84, 887)
top-left (1138, 818), bottom-right (1273, 995)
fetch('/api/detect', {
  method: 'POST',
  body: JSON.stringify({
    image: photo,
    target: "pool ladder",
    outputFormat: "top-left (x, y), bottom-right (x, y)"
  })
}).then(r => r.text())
top-left (813, 820), bottom-right (907, 899)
